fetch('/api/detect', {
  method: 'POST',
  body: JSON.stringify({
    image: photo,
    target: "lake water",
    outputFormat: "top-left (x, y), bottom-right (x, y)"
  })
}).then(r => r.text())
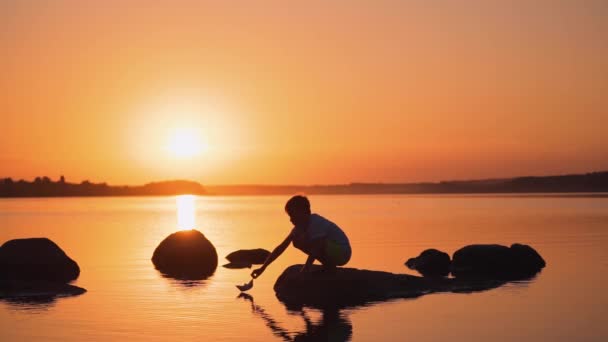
top-left (1, 195), bottom-right (607, 341)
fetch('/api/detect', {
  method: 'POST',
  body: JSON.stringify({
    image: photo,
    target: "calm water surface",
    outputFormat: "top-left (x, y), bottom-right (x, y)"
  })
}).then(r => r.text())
top-left (1, 195), bottom-right (607, 341)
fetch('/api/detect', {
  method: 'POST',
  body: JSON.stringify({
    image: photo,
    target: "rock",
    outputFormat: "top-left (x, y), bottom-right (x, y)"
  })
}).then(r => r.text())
top-left (510, 243), bottom-right (546, 272)
top-left (0, 238), bottom-right (86, 302)
top-left (223, 248), bottom-right (270, 269)
top-left (274, 264), bottom-right (505, 309)
top-left (152, 229), bottom-right (218, 279)
top-left (0, 280), bottom-right (86, 300)
top-left (0, 238), bottom-right (80, 283)
top-left (405, 249), bottom-right (451, 277)
top-left (451, 243), bottom-right (546, 279)
top-left (222, 261), bottom-right (253, 269)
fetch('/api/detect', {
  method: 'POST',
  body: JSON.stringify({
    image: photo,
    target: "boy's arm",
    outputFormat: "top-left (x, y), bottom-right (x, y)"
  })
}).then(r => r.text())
top-left (251, 233), bottom-right (293, 278)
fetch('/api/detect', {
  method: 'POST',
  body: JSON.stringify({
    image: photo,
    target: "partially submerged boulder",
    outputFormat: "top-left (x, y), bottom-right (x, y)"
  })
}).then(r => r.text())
top-left (510, 243), bottom-right (547, 271)
top-left (0, 238), bottom-right (80, 283)
top-left (274, 265), bottom-right (505, 309)
top-left (223, 248), bottom-right (270, 269)
top-left (405, 249), bottom-right (451, 277)
top-left (0, 238), bottom-right (86, 301)
top-left (152, 229), bottom-right (218, 279)
top-left (451, 243), bottom-right (545, 279)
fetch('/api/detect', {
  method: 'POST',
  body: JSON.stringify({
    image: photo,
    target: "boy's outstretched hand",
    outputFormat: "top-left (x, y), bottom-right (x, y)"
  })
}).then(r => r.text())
top-left (251, 266), bottom-right (266, 279)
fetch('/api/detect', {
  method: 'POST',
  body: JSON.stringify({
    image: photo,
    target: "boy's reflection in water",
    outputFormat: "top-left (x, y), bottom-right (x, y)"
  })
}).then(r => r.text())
top-left (238, 293), bottom-right (352, 342)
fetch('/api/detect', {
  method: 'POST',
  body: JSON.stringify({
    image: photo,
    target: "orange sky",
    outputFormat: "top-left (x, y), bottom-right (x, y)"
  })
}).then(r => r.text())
top-left (1, 0), bottom-right (607, 185)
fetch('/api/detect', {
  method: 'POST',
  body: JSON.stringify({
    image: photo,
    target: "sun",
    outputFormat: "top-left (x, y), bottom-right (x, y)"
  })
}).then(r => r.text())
top-left (166, 128), bottom-right (206, 158)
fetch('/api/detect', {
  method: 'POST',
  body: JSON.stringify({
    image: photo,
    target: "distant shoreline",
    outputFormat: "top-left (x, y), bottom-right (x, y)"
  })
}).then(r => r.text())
top-left (0, 179), bottom-right (206, 198)
top-left (1, 193), bottom-right (607, 200)
top-left (2, 171), bottom-right (608, 198)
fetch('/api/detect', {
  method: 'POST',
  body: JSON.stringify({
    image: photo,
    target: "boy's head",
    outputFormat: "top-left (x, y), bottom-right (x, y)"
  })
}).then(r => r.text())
top-left (285, 195), bottom-right (311, 227)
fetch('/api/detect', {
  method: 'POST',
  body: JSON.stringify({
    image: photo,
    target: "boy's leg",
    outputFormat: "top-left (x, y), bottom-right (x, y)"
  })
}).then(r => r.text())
top-left (307, 238), bottom-right (337, 271)
top-left (324, 239), bottom-right (350, 267)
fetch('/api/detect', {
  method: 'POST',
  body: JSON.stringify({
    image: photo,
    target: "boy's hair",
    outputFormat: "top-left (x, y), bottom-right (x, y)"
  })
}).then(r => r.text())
top-left (285, 195), bottom-right (311, 215)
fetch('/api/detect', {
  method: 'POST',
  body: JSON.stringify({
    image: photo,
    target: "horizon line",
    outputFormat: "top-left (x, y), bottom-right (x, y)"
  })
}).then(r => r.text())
top-left (3, 169), bottom-right (607, 188)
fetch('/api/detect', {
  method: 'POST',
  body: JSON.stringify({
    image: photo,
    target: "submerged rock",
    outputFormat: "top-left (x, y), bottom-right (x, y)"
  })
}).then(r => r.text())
top-left (274, 265), bottom-right (505, 309)
top-left (152, 229), bottom-right (218, 279)
top-left (451, 243), bottom-right (546, 279)
top-left (0, 238), bottom-right (80, 283)
top-left (0, 280), bottom-right (86, 300)
top-left (405, 249), bottom-right (451, 277)
top-left (223, 248), bottom-right (270, 269)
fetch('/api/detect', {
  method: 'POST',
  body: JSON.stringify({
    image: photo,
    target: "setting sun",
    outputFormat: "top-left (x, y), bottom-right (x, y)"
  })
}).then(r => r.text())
top-left (165, 128), bottom-right (206, 159)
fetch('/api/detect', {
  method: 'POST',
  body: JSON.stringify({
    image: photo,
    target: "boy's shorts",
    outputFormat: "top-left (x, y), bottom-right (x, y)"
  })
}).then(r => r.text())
top-left (324, 239), bottom-right (352, 266)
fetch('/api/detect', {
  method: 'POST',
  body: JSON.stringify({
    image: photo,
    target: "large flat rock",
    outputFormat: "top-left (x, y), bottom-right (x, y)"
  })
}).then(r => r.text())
top-left (274, 265), bottom-right (506, 309)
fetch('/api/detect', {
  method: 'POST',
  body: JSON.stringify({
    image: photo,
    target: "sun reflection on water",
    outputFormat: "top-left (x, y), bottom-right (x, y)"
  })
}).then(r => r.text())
top-left (176, 195), bottom-right (196, 230)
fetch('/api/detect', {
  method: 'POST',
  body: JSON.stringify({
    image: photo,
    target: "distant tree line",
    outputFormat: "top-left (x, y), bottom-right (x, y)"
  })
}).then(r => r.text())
top-left (0, 176), bottom-right (206, 197)
top-left (205, 171), bottom-right (608, 195)
top-left (2, 171), bottom-right (607, 197)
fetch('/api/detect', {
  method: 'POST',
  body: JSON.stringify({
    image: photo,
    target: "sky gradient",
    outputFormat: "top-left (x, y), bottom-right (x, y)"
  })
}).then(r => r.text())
top-left (1, 0), bottom-right (607, 185)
